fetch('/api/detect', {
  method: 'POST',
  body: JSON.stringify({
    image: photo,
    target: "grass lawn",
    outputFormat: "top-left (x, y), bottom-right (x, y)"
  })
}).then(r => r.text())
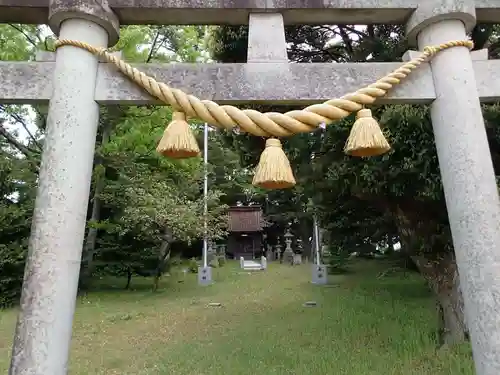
top-left (0, 260), bottom-right (474, 374)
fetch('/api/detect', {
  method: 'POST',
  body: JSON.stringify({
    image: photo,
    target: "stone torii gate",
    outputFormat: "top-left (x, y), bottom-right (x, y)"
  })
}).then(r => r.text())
top-left (1, 0), bottom-right (500, 374)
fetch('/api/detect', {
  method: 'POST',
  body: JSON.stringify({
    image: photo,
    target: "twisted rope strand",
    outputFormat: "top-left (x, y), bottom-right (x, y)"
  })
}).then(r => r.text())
top-left (54, 39), bottom-right (473, 137)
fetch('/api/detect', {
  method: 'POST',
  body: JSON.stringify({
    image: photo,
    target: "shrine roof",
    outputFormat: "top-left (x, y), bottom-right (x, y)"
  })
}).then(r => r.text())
top-left (228, 205), bottom-right (265, 233)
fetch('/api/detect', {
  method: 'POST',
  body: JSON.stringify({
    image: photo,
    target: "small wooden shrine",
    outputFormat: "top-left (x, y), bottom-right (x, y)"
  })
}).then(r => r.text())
top-left (227, 205), bottom-right (266, 259)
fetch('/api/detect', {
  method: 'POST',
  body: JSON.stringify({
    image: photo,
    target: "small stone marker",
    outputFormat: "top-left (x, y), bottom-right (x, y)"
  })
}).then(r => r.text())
top-left (198, 266), bottom-right (212, 286)
top-left (312, 264), bottom-right (328, 285)
top-left (178, 268), bottom-right (188, 283)
top-left (261, 255), bottom-right (267, 269)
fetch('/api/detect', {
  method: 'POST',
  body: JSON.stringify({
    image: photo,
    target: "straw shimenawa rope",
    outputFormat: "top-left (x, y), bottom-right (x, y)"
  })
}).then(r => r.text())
top-left (53, 39), bottom-right (473, 138)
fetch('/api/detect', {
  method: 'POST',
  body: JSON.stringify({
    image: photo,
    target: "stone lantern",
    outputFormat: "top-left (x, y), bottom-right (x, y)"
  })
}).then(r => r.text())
top-left (275, 237), bottom-right (283, 263)
top-left (283, 228), bottom-right (294, 264)
top-left (218, 244), bottom-right (226, 260)
top-left (294, 238), bottom-right (303, 265)
top-left (207, 239), bottom-right (215, 263)
top-left (263, 233), bottom-right (273, 260)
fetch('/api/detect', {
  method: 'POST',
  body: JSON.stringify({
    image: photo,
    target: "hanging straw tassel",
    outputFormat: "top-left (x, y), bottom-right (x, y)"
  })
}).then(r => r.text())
top-left (252, 138), bottom-right (296, 190)
top-left (156, 111), bottom-right (200, 158)
top-left (344, 109), bottom-right (391, 157)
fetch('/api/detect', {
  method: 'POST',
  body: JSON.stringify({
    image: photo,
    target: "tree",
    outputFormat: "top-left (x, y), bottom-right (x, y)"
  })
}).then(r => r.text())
top-left (0, 24), bottom-right (233, 299)
top-left (206, 23), bottom-right (500, 345)
top-left (0, 24), bottom-right (47, 307)
top-left (0, 134), bottom-right (37, 306)
top-left (94, 105), bottom-right (228, 290)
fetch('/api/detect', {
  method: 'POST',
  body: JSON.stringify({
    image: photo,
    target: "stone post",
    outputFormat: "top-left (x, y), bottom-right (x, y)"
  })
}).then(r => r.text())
top-left (261, 256), bottom-right (267, 270)
top-left (206, 239), bottom-right (215, 264)
top-left (294, 238), bottom-right (303, 265)
top-left (8, 2), bottom-right (119, 375)
top-left (276, 241), bottom-right (282, 263)
top-left (247, 12), bottom-right (287, 63)
top-left (266, 244), bottom-right (274, 261)
top-left (312, 265), bottom-right (328, 285)
top-left (218, 244), bottom-right (227, 260)
top-left (407, 3), bottom-right (500, 374)
top-left (198, 265), bottom-right (212, 286)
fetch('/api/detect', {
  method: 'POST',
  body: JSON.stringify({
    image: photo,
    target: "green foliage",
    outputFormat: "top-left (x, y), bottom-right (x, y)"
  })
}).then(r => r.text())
top-left (206, 23), bottom-right (500, 263)
top-left (0, 242), bottom-right (26, 308)
top-left (84, 114), bottom-right (225, 286)
top-left (0, 194), bottom-right (32, 307)
top-left (0, 24), bottom-right (46, 61)
top-left (188, 258), bottom-right (199, 273)
top-left (206, 27), bottom-right (500, 351)
top-left (1, 19), bottom-right (499, 319)
top-left (0, 119), bottom-right (37, 306)
top-left (169, 255), bottom-right (183, 267)
top-left (0, 24), bottom-right (231, 301)
top-left (326, 246), bottom-right (351, 275)
top-left (114, 25), bottom-right (210, 63)
top-left (209, 257), bottom-right (220, 268)
top-left (206, 26), bottom-right (248, 63)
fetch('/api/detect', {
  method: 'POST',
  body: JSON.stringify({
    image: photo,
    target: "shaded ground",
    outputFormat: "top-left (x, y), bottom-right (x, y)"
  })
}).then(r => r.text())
top-left (0, 260), bottom-right (474, 374)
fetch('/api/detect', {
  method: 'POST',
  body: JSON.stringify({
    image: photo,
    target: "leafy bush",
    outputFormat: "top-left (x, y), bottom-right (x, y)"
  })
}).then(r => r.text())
top-left (0, 242), bottom-right (27, 308)
top-left (170, 255), bottom-right (183, 266)
top-left (327, 247), bottom-right (351, 274)
top-left (188, 257), bottom-right (199, 273)
top-left (0, 199), bottom-right (32, 308)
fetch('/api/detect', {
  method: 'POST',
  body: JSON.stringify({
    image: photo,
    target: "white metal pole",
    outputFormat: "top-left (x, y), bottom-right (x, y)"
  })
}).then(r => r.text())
top-left (313, 215), bottom-right (321, 266)
top-left (202, 123), bottom-right (208, 268)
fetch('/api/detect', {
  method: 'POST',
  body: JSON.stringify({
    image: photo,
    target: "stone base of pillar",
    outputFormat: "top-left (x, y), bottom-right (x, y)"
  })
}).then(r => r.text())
top-left (283, 249), bottom-right (294, 264)
top-left (311, 264), bottom-right (328, 285)
top-left (198, 266), bottom-right (212, 286)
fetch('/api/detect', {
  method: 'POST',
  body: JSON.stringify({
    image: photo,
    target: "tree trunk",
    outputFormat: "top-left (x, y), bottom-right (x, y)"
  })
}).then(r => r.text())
top-left (125, 268), bottom-right (132, 290)
top-left (411, 254), bottom-right (468, 346)
top-left (152, 227), bottom-right (173, 292)
top-left (349, 192), bottom-right (469, 346)
top-left (392, 204), bottom-right (468, 346)
top-left (152, 274), bottom-right (160, 292)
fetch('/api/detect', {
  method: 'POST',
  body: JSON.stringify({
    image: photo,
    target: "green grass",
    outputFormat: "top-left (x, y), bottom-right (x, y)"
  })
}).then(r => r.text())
top-left (0, 260), bottom-right (474, 374)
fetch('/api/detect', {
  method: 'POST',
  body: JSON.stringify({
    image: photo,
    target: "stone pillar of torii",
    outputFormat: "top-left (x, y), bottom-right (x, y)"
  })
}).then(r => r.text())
top-left (1, 1), bottom-right (500, 375)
